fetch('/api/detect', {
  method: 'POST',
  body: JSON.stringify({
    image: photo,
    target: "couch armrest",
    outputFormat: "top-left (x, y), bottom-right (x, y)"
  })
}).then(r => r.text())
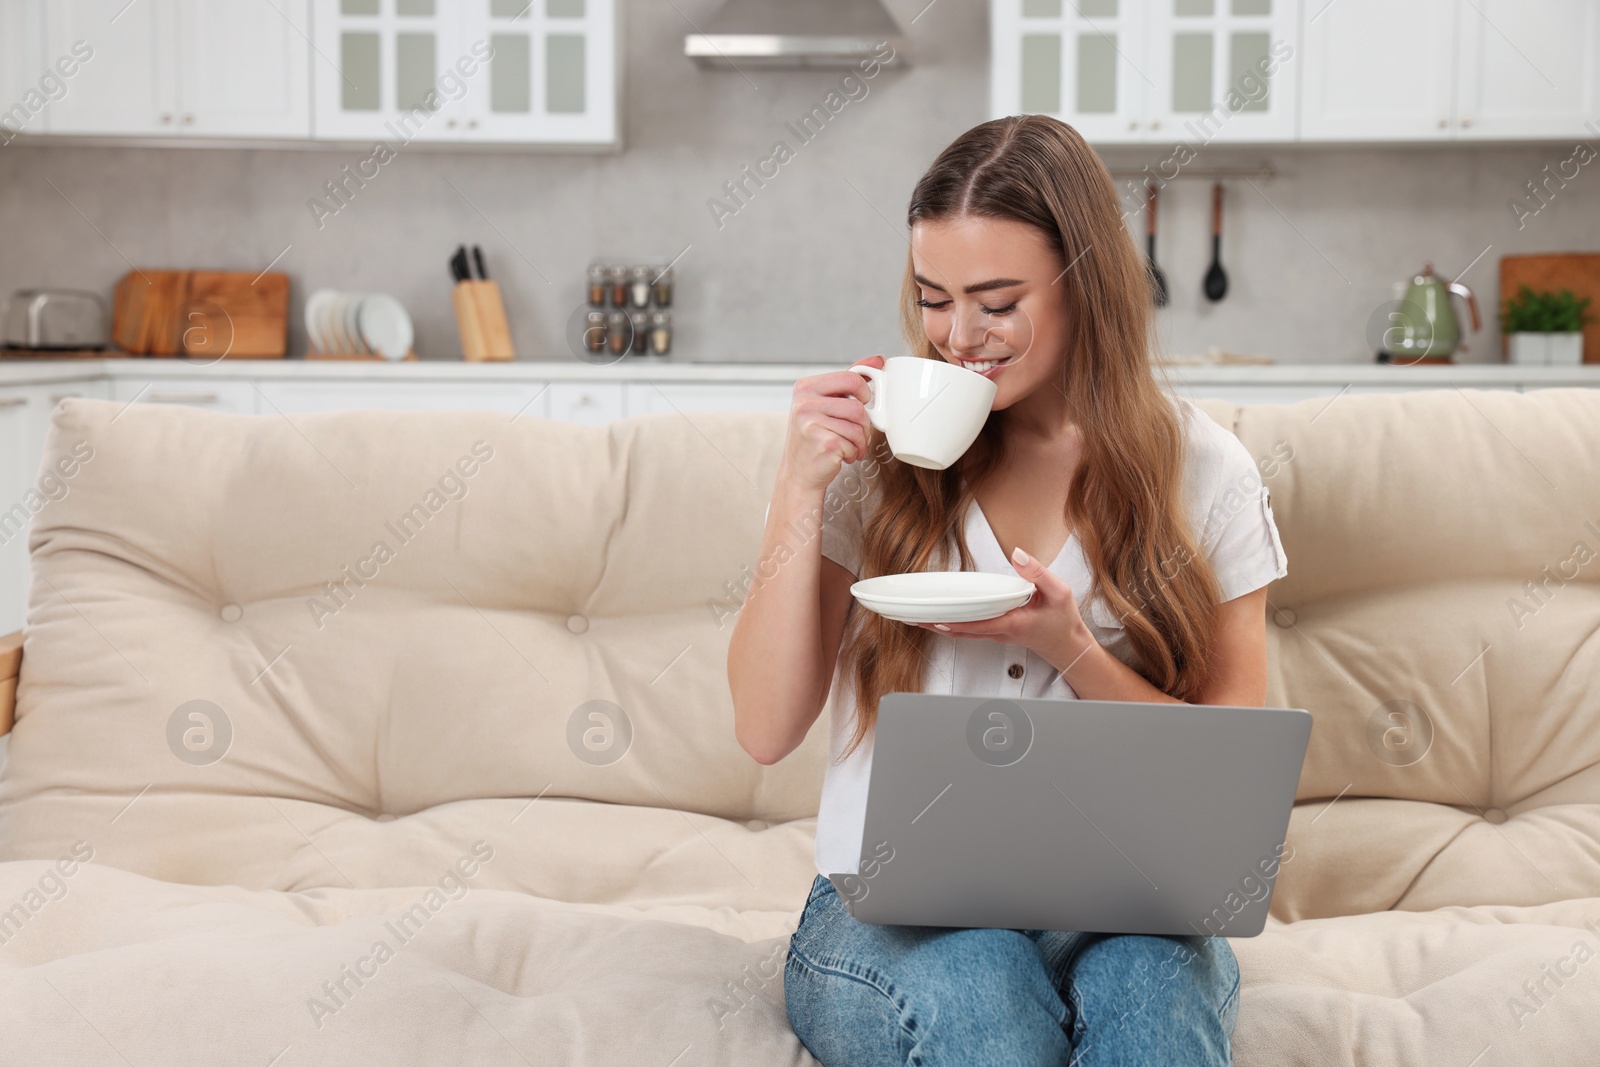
top-left (0, 629), bottom-right (19, 737)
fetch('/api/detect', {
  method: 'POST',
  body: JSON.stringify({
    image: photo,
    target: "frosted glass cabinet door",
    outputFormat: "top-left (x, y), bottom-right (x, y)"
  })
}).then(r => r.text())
top-left (1143, 0), bottom-right (1299, 142)
top-left (174, 0), bottom-right (311, 136)
top-left (1454, 0), bottom-right (1600, 140)
top-left (311, 0), bottom-right (469, 141)
top-left (990, 0), bottom-right (1148, 144)
top-left (1300, 0), bottom-right (1457, 140)
top-left (40, 0), bottom-right (177, 135)
top-left (456, 0), bottom-right (618, 145)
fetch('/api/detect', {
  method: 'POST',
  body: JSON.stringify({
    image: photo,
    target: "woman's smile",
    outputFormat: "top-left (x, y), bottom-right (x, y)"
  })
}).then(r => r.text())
top-left (953, 351), bottom-right (1023, 378)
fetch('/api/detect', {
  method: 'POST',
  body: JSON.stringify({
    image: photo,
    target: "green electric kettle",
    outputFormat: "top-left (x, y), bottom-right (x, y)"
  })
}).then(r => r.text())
top-left (1382, 262), bottom-right (1481, 363)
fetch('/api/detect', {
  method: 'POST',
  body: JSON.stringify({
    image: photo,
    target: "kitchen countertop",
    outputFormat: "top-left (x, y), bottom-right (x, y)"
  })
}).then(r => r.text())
top-left (3, 357), bottom-right (1600, 388)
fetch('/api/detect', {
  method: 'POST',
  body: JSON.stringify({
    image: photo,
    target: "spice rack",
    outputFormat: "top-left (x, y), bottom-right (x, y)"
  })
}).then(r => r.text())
top-left (585, 260), bottom-right (673, 358)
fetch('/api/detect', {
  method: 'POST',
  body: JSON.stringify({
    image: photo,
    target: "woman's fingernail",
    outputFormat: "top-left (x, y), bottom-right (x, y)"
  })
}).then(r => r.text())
top-left (1011, 546), bottom-right (1030, 564)
top-left (934, 624), bottom-right (951, 631)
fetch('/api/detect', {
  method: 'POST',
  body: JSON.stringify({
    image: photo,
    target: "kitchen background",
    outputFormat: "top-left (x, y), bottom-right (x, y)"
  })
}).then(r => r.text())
top-left (3, 0), bottom-right (1598, 365)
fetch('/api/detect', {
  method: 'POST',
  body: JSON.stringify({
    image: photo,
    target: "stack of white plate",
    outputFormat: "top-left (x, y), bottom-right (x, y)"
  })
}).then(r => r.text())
top-left (305, 289), bottom-right (414, 360)
top-left (850, 572), bottom-right (1035, 624)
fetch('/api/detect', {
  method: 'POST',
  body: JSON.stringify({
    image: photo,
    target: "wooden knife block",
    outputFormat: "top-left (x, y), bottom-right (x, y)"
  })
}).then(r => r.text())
top-left (451, 279), bottom-right (515, 361)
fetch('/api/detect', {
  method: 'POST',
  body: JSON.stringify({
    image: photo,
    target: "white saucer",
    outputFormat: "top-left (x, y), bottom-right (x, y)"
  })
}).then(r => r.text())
top-left (851, 572), bottom-right (1035, 624)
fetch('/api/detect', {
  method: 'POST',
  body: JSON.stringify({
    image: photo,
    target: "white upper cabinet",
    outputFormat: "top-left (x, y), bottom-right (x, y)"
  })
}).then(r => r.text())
top-left (1301, 0), bottom-right (1600, 141)
top-left (991, 0), bottom-right (1298, 143)
top-left (998, 0), bottom-right (1600, 143)
top-left (460, 0), bottom-right (618, 145)
top-left (310, 0), bottom-right (617, 146)
top-left (1453, 0), bottom-right (1600, 140)
top-left (1299, 0), bottom-right (1457, 140)
top-left (1144, 0), bottom-right (1299, 142)
top-left (0, 4), bottom-right (43, 139)
top-left (39, 0), bottom-right (175, 136)
top-left (40, 0), bottom-right (310, 138)
top-left (310, 0), bottom-right (469, 142)
top-left (991, 0), bottom-right (1150, 143)
top-left (172, 0), bottom-right (312, 137)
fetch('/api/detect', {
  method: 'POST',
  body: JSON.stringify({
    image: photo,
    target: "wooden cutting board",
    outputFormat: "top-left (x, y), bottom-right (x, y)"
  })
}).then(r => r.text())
top-left (1498, 253), bottom-right (1600, 364)
top-left (113, 270), bottom-right (288, 358)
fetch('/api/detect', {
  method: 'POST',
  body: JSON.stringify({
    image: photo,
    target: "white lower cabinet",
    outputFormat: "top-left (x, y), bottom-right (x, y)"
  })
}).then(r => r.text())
top-left (110, 377), bottom-right (258, 414)
top-left (1172, 384), bottom-right (1330, 405)
top-left (0, 391), bottom-right (32, 635)
top-left (0, 379), bottom-right (112, 633)
top-left (253, 380), bottom-right (553, 417)
top-left (625, 382), bottom-right (795, 416)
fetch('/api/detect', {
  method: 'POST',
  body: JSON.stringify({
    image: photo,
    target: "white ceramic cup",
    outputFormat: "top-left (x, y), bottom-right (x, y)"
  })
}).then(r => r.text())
top-left (848, 356), bottom-right (999, 469)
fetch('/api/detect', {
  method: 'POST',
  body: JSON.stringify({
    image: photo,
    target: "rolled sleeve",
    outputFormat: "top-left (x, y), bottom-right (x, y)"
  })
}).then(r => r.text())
top-left (1202, 435), bottom-right (1289, 602)
top-left (818, 459), bottom-right (878, 578)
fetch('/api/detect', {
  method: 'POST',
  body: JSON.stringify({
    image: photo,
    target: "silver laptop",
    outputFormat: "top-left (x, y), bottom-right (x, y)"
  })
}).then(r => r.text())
top-left (827, 693), bottom-right (1312, 938)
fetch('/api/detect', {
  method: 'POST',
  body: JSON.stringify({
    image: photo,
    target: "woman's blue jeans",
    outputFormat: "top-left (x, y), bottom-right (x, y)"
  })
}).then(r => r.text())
top-left (785, 874), bottom-right (1240, 1066)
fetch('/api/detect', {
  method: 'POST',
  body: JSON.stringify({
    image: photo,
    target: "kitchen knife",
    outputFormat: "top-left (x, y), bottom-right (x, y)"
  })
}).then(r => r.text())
top-left (472, 245), bottom-right (488, 280)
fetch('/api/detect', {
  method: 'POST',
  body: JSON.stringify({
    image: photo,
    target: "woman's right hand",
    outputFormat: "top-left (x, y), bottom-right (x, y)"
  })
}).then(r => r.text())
top-left (780, 355), bottom-right (882, 493)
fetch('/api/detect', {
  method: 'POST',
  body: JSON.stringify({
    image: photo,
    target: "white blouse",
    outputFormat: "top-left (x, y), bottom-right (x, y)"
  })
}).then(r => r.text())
top-left (808, 394), bottom-right (1290, 876)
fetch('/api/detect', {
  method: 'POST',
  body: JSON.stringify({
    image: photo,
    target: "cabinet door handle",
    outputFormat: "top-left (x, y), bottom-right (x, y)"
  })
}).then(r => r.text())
top-left (1128, 120), bottom-right (1139, 130)
top-left (1460, 117), bottom-right (1473, 128)
top-left (1438, 118), bottom-right (1449, 128)
top-left (181, 114), bottom-right (195, 125)
top-left (160, 113), bottom-right (173, 124)
top-left (0, 396), bottom-right (29, 409)
top-left (146, 391), bottom-right (221, 404)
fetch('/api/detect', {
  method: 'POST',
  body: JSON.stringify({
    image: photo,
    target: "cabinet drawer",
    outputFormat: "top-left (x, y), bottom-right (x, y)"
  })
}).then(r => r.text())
top-left (112, 378), bottom-right (258, 414)
top-left (547, 383), bottom-right (624, 425)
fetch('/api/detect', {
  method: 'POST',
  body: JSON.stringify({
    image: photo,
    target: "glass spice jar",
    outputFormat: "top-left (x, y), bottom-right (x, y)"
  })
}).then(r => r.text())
top-left (607, 309), bottom-right (630, 355)
top-left (583, 310), bottom-right (607, 353)
top-left (629, 309), bottom-right (649, 354)
top-left (608, 265), bottom-right (629, 308)
top-left (586, 263), bottom-right (608, 307)
top-left (629, 265), bottom-right (652, 308)
top-left (651, 265), bottom-right (673, 307)
top-left (649, 310), bottom-right (672, 356)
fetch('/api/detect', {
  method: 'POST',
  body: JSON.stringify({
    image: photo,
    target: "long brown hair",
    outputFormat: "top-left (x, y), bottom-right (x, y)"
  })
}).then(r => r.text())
top-left (836, 114), bottom-right (1222, 762)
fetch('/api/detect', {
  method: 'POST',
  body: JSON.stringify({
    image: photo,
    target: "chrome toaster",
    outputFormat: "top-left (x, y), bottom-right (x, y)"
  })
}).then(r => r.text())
top-left (1, 289), bottom-right (108, 350)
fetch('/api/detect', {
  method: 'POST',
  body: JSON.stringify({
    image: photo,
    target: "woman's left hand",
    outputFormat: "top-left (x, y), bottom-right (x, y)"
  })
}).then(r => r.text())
top-left (916, 547), bottom-right (1096, 674)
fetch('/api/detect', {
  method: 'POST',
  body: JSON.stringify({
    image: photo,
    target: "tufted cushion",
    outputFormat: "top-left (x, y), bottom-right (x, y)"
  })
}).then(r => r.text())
top-left (0, 398), bottom-right (826, 911)
top-left (1230, 388), bottom-right (1600, 921)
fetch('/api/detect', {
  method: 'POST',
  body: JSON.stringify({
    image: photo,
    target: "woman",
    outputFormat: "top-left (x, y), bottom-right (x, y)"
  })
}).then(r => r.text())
top-left (727, 114), bottom-right (1287, 1065)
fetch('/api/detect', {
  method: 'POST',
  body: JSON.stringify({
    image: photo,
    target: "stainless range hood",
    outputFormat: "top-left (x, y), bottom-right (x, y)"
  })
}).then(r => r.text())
top-left (686, 0), bottom-right (911, 69)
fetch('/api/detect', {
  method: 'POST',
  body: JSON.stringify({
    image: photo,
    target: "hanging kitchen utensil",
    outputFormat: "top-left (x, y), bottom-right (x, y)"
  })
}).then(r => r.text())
top-left (1146, 182), bottom-right (1169, 308)
top-left (1204, 182), bottom-right (1228, 303)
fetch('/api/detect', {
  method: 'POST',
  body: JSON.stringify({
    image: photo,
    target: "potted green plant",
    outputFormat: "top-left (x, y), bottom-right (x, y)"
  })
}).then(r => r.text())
top-left (1500, 285), bottom-right (1593, 365)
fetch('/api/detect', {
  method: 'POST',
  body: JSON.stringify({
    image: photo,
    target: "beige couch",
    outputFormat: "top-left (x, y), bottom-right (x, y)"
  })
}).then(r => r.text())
top-left (0, 390), bottom-right (1597, 1064)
